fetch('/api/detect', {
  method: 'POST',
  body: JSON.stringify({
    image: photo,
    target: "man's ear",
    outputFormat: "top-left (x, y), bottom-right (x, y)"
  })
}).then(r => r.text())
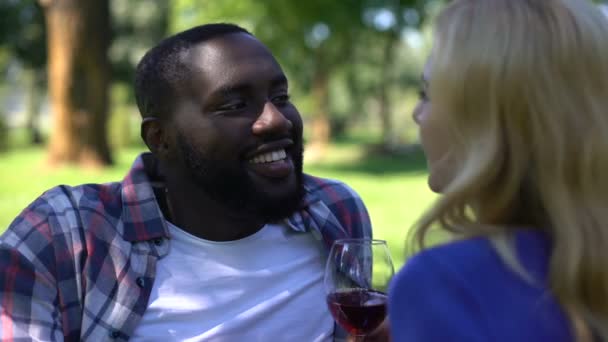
top-left (141, 118), bottom-right (170, 157)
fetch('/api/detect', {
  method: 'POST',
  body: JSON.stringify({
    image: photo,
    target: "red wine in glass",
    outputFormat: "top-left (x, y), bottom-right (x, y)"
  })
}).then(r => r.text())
top-left (324, 239), bottom-right (394, 339)
top-left (326, 289), bottom-right (388, 336)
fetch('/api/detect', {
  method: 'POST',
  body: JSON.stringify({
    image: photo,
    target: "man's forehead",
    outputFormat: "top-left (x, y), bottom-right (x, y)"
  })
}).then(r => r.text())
top-left (183, 35), bottom-right (285, 87)
top-left (183, 33), bottom-right (276, 70)
top-left (175, 34), bottom-right (287, 98)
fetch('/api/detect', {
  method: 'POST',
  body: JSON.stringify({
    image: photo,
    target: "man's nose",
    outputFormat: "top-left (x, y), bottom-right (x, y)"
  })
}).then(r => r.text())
top-left (252, 101), bottom-right (293, 136)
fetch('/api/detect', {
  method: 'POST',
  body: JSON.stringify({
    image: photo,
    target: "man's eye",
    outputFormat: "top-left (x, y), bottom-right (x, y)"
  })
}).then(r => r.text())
top-left (217, 101), bottom-right (246, 111)
top-left (271, 94), bottom-right (290, 106)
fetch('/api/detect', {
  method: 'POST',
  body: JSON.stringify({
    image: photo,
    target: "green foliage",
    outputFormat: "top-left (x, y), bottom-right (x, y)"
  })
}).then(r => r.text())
top-left (110, 0), bottom-right (170, 88)
top-left (0, 0), bottom-right (46, 70)
top-left (108, 84), bottom-right (145, 148)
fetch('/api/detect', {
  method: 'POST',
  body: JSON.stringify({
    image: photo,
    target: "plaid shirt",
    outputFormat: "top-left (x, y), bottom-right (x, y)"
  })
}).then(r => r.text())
top-left (0, 153), bottom-right (372, 341)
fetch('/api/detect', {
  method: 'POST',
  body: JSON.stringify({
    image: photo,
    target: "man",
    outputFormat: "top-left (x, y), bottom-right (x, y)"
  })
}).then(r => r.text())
top-left (0, 24), bottom-right (372, 341)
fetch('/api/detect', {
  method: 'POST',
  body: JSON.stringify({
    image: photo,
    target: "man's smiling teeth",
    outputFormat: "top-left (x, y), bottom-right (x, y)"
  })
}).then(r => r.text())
top-left (249, 149), bottom-right (287, 164)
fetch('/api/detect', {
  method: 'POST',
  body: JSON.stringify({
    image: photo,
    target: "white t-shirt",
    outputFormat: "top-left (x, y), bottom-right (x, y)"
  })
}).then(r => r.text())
top-left (130, 221), bottom-right (334, 342)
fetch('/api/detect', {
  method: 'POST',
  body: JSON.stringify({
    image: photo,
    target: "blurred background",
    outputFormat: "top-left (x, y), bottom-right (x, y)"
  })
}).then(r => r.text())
top-left (1, 0), bottom-right (607, 267)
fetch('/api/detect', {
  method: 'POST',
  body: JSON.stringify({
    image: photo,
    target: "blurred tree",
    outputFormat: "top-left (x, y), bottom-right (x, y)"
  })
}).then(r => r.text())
top-left (364, 1), bottom-right (428, 149)
top-left (0, 0), bottom-right (47, 145)
top-left (23, 69), bottom-right (45, 145)
top-left (110, 0), bottom-right (169, 88)
top-left (109, 0), bottom-right (169, 147)
top-left (39, 0), bottom-right (112, 166)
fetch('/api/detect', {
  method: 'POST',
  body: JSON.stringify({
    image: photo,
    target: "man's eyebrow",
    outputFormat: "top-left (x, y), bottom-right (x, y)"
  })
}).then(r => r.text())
top-left (215, 83), bottom-right (249, 96)
top-left (270, 74), bottom-right (289, 89)
top-left (211, 75), bottom-right (288, 96)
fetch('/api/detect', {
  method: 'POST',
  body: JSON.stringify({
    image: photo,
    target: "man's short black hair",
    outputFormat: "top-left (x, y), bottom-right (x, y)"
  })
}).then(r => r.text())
top-left (134, 23), bottom-right (251, 120)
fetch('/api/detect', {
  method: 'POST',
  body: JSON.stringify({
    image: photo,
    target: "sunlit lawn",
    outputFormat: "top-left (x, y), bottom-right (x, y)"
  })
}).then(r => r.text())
top-left (0, 141), bottom-right (435, 268)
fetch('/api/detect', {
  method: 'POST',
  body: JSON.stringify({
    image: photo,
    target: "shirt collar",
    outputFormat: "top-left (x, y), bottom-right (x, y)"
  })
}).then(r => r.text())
top-left (121, 153), bottom-right (169, 242)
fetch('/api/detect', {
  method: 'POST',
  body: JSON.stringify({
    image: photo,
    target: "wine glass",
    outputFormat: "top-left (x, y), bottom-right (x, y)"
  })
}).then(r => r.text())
top-left (325, 239), bottom-right (395, 340)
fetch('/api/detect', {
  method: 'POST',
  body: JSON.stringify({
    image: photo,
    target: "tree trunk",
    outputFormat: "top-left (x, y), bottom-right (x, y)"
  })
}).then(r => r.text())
top-left (41, 0), bottom-right (112, 167)
top-left (378, 32), bottom-right (398, 149)
top-left (346, 68), bottom-right (364, 121)
top-left (308, 52), bottom-right (331, 161)
top-left (24, 68), bottom-right (44, 145)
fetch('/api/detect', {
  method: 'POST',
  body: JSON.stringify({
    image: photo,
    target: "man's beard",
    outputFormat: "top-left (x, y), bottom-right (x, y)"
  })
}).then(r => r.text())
top-left (177, 135), bottom-right (305, 222)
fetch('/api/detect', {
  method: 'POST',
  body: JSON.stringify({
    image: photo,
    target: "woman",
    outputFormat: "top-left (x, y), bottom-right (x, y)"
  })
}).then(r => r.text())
top-left (388, 0), bottom-right (608, 340)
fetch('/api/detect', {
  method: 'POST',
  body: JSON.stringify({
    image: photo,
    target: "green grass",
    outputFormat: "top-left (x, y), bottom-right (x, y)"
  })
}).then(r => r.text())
top-left (0, 142), bottom-right (435, 268)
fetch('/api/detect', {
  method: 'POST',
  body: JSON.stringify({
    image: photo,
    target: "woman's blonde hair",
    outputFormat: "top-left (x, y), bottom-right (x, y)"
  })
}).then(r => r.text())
top-left (412, 0), bottom-right (608, 339)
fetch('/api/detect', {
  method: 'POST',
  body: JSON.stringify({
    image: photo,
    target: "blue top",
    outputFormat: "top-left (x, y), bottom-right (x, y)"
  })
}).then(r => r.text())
top-left (388, 231), bottom-right (573, 341)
